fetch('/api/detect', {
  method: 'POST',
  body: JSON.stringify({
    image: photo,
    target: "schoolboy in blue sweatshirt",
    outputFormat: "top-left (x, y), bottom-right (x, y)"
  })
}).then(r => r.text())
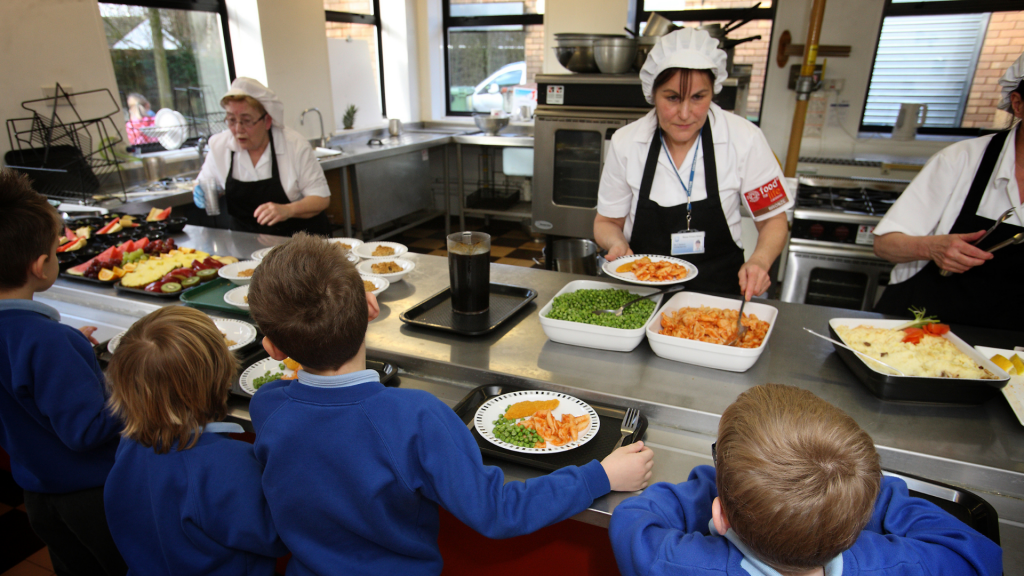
top-left (609, 384), bottom-right (1002, 576)
top-left (103, 306), bottom-right (286, 575)
top-left (0, 169), bottom-right (126, 575)
top-left (246, 233), bottom-right (655, 576)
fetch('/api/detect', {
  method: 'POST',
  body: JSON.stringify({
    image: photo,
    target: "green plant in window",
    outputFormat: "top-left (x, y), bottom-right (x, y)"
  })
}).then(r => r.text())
top-left (343, 105), bottom-right (358, 130)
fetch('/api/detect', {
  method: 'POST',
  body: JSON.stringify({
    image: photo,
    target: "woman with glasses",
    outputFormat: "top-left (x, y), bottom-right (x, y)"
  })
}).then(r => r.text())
top-left (194, 77), bottom-right (332, 236)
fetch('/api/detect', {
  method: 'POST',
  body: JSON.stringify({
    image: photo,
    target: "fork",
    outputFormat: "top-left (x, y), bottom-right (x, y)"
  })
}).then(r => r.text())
top-left (613, 407), bottom-right (641, 450)
top-left (725, 299), bottom-right (748, 346)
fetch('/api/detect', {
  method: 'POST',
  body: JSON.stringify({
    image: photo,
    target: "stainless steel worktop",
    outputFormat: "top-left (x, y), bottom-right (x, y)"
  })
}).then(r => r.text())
top-left (43, 226), bottom-right (1024, 564)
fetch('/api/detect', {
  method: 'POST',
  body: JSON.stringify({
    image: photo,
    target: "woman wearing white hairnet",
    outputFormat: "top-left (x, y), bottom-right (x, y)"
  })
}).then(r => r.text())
top-left (193, 78), bottom-right (332, 236)
top-left (873, 52), bottom-right (1024, 329)
top-left (594, 29), bottom-right (792, 299)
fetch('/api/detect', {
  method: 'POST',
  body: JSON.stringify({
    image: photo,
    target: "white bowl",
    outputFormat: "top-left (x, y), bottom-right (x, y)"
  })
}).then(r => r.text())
top-left (356, 258), bottom-right (415, 283)
top-left (224, 285), bottom-right (249, 310)
top-left (251, 247), bottom-right (274, 261)
top-left (108, 317), bottom-right (256, 353)
top-left (538, 280), bottom-right (666, 352)
top-left (360, 274), bottom-right (390, 296)
top-left (645, 292), bottom-right (778, 372)
top-left (218, 260), bottom-right (259, 286)
top-left (354, 241), bottom-right (408, 260)
top-left (328, 237), bottom-right (363, 252)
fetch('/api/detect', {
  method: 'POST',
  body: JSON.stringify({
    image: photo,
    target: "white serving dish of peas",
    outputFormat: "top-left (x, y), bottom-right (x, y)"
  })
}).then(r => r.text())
top-left (538, 280), bottom-right (666, 352)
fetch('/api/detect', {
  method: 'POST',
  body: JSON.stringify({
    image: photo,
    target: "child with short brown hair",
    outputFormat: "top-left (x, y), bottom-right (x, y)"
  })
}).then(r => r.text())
top-left (0, 168), bottom-right (126, 575)
top-left (104, 306), bottom-right (286, 575)
top-left (247, 233), bottom-right (655, 576)
top-left (610, 383), bottom-right (1002, 576)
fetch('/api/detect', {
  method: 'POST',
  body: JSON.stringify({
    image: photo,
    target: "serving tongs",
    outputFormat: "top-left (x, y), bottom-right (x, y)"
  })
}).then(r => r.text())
top-left (940, 208), bottom-right (1020, 276)
top-left (803, 328), bottom-right (906, 376)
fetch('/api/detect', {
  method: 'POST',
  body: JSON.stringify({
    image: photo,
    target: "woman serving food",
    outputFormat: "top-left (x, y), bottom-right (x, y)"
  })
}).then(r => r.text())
top-left (873, 52), bottom-right (1024, 330)
top-left (594, 28), bottom-right (792, 299)
top-left (193, 78), bottom-right (332, 236)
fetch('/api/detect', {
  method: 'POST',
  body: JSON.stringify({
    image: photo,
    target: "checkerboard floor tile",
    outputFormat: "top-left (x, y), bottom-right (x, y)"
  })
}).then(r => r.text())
top-left (385, 217), bottom-right (546, 268)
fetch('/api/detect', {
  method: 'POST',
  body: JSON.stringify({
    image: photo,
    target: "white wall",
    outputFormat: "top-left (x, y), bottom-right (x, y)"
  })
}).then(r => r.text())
top-left (761, 0), bottom-right (958, 164)
top-left (0, 0), bottom-right (124, 162)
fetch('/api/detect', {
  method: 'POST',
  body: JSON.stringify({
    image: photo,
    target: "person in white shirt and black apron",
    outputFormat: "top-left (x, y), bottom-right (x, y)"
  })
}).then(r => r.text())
top-left (873, 53), bottom-right (1024, 330)
top-left (194, 78), bottom-right (332, 237)
top-left (594, 29), bottom-right (793, 300)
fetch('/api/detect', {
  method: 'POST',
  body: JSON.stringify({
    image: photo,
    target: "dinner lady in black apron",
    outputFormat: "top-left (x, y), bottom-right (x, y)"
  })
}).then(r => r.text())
top-left (194, 78), bottom-right (332, 237)
top-left (873, 53), bottom-right (1024, 330)
top-left (594, 29), bottom-right (793, 299)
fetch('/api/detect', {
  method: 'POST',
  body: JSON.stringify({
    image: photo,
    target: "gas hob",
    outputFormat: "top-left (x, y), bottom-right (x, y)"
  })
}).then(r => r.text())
top-left (791, 177), bottom-right (909, 247)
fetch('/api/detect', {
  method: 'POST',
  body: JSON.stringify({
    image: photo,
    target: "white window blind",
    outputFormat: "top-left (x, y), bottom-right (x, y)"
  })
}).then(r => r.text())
top-left (863, 13), bottom-right (988, 128)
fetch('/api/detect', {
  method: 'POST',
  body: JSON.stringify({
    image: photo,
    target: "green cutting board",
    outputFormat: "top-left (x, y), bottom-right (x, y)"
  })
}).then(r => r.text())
top-left (180, 278), bottom-right (249, 317)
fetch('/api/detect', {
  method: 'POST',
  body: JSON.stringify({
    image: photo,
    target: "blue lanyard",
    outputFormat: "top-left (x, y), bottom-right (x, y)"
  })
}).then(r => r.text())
top-left (660, 132), bottom-right (700, 231)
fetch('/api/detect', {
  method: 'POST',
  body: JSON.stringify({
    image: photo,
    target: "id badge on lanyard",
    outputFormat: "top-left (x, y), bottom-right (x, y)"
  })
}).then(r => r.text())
top-left (661, 134), bottom-right (706, 255)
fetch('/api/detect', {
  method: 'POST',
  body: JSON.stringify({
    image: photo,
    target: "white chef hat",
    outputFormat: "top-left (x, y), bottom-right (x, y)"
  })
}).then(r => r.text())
top-left (640, 28), bottom-right (729, 104)
top-left (997, 52), bottom-right (1024, 111)
top-left (222, 77), bottom-right (285, 128)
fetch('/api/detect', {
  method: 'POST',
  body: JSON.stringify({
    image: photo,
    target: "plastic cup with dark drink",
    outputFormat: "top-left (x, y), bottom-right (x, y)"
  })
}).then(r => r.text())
top-left (448, 231), bottom-right (491, 315)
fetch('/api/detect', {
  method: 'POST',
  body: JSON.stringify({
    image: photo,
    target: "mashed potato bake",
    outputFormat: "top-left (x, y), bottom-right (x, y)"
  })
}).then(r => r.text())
top-left (834, 325), bottom-right (996, 379)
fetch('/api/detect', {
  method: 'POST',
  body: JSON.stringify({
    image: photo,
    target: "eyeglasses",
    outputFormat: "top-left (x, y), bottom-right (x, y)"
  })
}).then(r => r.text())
top-left (711, 442), bottom-right (718, 467)
top-left (224, 113), bottom-right (267, 129)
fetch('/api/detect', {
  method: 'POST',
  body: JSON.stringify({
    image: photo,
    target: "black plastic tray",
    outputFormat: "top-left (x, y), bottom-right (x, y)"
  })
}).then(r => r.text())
top-left (891, 471), bottom-right (1000, 544)
top-left (451, 384), bottom-right (648, 472)
top-left (114, 281), bottom-right (202, 298)
top-left (399, 283), bottom-right (537, 336)
top-left (59, 271), bottom-right (117, 286)
top-left (827, 324), bottom-right (1006, 405)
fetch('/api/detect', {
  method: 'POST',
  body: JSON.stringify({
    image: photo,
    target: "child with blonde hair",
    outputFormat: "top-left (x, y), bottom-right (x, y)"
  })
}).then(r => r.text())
top-left (104, 306), bottom-right (286, 575)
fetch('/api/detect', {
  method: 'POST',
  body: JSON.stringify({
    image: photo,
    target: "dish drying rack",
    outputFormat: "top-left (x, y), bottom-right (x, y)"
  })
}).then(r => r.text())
top-left (5, 84), bottom-right (128, 203)
top-left (133, 87), bottom-right (227, 152)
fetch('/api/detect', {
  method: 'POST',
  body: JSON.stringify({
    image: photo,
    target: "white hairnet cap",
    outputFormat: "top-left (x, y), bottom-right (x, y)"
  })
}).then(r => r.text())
top-left (222, 77), bottom-right (284, 128)
top-left (997, 52), bottom-right (1024, 111)
top-left (640, 28), bottom-right (729, 104)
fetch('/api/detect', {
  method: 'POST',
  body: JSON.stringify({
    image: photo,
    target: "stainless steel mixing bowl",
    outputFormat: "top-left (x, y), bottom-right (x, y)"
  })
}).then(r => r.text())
top-left (594, 37), bottom-right (637, 74)
top-left (473, 114), bottom-right (510, 136)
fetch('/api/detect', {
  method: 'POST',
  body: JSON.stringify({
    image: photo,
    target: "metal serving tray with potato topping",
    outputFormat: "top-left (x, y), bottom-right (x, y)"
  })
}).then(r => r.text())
top-left (828, 318), bottom-right (1009, 404)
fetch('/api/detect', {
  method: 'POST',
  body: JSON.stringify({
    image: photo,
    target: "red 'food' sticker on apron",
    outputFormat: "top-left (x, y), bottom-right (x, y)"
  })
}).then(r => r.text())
top-left (743, 178), bottom-right (789, 218)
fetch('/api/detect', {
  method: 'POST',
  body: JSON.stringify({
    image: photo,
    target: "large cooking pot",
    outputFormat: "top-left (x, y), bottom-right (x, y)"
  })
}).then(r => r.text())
top-left (642, 13), bottom-right (678, 37)
top-left (698, 23), bottom-right (761, 75)
top-left (544, 239), bottom-right (601, 276)
top-left (633, 36), bottom-right (658, 71)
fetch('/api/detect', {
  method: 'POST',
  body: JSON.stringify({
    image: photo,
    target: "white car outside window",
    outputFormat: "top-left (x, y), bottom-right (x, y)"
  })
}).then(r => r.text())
top-left (469, 62), bottom-right (526, 113)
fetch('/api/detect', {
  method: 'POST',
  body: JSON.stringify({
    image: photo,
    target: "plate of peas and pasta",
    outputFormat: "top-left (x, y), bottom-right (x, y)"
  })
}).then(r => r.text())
top-left (474, 390), bottom-right (600, 454)
top-left (239, 357), bottom-right (302, 396)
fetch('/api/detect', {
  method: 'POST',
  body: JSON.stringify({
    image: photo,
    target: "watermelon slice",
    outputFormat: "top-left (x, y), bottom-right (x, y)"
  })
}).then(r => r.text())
top-left (66, 238), bottom-right (147, 275)
top-left (133, 237), bottom-right (149, 251)
top-left (67, 244), bottom-right (121, 276)
top-left (153, 207), bottom-right (172, 221)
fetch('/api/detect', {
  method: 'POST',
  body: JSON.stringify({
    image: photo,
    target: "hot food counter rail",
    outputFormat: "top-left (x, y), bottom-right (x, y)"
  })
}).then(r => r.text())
top-left (45, 226), bottom-right (1024, 559)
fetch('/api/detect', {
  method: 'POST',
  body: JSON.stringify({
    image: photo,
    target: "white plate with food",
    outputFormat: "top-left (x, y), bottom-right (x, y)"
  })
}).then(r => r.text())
top-left (356, 258), bottom-right (415, 283)
top-left (223, 285), bottom-right (250, 310)
top-left (108, 317), bottom-right (256, 354)
top-left (251, 247), bottom-right (275, 261)
top-left (354, 241), bottom-right (408, 260)
top-left (602, 254), bottom-right (698, 286)
top-left (473, 390), bottom-right (600, 454)
top-left (360, 274), bottom-right (389, 296)
top-left (238, 356), bottom-right (301, 396)
top-left (328, 237), bottom-right (364, 252)
top-left (218, 260), bottom-right (259, 286)
top-left (975, 346), bottom-right (1024, 425)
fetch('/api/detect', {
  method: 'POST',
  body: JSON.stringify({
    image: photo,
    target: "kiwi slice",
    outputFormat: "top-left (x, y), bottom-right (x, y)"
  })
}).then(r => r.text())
top-left (181, 276), bottom-right (200, 288)
top-left (160, 282), bottom-right (182, 293)
top-left (197, 269), bottom-right (218, 282)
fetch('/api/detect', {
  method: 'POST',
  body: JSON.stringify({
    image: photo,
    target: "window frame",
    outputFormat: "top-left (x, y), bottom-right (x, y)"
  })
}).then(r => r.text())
top-left (441, 0), bottom-right (543, 117)
top-left (102, 0), bottom-right (237, 82)
top-left (859, 0), bottom-right (1021, 137)
top-left (325, 1), bottom-right (387, 117)
top-left (632, 3), bottom-right (778, 124)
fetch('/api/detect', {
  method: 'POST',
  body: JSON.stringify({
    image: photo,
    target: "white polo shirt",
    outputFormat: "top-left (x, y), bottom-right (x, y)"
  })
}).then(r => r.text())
top-left (874, 124), bottom-right (1023, 284)
top-left (597, 103), bottom-right (793, 247)
top-left (196, 125), bottom-right (331, 203)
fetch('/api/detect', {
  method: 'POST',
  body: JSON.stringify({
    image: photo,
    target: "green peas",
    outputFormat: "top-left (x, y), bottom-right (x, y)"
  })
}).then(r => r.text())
top-left (491, 414), bottom-right (542, 448)
top-left (545, 288), bottom-right (656, 330)
top-left (252, 371), bottom-right (284, 390)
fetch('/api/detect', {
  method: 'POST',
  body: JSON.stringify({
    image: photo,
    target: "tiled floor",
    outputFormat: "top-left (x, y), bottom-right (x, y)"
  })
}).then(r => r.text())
top-left (0, 470), bottom-right (52, 576)
top-left (385, 216), bottom-right (546, 268)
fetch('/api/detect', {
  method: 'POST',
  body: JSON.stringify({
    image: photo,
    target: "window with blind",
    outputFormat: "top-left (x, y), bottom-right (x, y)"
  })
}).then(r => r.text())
top-left (861, 0), bottom-right (1024, 134)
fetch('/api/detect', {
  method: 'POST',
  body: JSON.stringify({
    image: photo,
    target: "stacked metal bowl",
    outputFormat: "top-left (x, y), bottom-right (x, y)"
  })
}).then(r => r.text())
top-left (553, 33), bottom-right (628, 73)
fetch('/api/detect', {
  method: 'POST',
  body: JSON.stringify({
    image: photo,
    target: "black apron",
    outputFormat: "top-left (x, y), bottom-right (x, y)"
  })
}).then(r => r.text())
top-left (874, 130), bottom-right (1024, 330)
top-left (629, 121), bottom-right (745, 294)
top-left (225, 132), bottom-right (332, 237)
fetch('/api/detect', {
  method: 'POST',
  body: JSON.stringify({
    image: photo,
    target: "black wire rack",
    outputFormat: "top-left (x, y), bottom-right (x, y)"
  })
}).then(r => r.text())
top-left (5, 84), bottom-right (128, 203)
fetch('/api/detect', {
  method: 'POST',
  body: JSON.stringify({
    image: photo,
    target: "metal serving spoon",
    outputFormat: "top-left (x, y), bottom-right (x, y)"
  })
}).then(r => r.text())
top-left (803, 328), bottom-right (906, 376)
top-left (940, 207), bottom-right (1019, 276)
top-left (726, 299), bottom-right (749, 347)
top-left (592, 286), bottom-right (683, 316)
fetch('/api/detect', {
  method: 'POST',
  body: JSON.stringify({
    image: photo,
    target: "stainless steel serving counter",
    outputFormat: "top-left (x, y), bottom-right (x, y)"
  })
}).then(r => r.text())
top-left (44, 226), bottom-right (1024, 568)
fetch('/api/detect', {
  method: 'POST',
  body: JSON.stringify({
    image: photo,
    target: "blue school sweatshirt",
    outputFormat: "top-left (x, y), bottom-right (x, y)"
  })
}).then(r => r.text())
top-left (0, 300), bottom-right (121, 493)
top-left (249, 370), bottom-right (612, 576)
top-left (609, 465), bottom-right (1002, 576)
top-left (104, 422), bottom-right (287, 576)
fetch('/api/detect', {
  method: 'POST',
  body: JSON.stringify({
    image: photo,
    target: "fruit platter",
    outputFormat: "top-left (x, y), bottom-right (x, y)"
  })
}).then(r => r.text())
top-left (57, 211), bottom-right (180, 271)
